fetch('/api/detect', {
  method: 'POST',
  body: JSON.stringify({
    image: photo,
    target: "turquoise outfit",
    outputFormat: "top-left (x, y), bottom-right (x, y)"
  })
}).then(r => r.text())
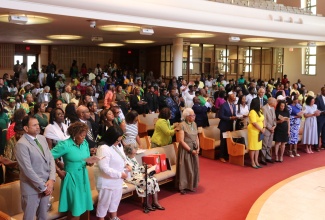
top-left (51, 138), bottom-right (93, 216)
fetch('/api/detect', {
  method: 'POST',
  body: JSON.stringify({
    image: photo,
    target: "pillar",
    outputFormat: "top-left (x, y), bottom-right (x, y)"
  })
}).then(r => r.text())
top-left (172, 38), bottom-right (183, 78)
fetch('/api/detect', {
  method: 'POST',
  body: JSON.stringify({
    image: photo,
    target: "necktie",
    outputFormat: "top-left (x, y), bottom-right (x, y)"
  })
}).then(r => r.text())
top-left (34, 138), bottom-right (44, 155)
top-left (87, 127), bottom-right (94, 141)
top-left (260, 98), bottom-right (263, 106)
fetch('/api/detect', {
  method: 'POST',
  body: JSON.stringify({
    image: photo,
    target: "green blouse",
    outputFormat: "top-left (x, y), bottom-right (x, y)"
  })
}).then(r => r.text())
top-left (151, 118), bottom-right (175, 147)
top-left (34, 113), bottom-right (49, 129)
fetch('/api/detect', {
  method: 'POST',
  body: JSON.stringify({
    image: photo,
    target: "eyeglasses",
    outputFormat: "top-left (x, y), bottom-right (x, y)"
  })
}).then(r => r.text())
top-left (188, 114), bottom-right (196, 117)
top-left (114, 111), bottom-right (121, 114)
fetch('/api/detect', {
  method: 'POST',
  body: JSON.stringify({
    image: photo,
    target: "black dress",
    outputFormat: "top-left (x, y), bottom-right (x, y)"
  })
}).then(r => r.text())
top-left (274, 110), bottom-right (290, 142)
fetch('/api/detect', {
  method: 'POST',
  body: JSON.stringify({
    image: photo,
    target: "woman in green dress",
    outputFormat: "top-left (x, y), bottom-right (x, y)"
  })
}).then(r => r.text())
top-left (33, 102), bottom-right (48, 134)
top-left (51, 122), bottom-right (93, 219)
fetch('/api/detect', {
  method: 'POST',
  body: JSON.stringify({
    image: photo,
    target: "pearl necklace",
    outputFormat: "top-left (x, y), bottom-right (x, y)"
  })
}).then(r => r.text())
top-left (186, 121), bottom-right (194, 131)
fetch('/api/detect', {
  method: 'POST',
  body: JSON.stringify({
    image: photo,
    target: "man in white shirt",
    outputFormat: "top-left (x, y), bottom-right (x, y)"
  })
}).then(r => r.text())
top-left (94, 64), bottom-right (102, 76)
top-left (246, 87), bottom-right (257, 110)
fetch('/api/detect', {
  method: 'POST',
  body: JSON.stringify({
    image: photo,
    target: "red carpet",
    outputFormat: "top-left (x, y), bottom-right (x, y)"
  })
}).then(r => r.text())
top-left (91, 149), bottom-right (325, 220)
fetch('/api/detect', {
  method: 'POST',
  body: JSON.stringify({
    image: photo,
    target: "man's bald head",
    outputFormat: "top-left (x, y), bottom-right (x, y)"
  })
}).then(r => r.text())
top-left (76, 105), bottom-right (90, 120)
top-left (268, 97), bottom-right (277, 108)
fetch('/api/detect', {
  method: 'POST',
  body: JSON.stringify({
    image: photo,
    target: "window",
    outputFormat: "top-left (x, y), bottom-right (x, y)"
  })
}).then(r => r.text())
top-left (305, 47), bottom-right (317, 75)
top-left (306, 0), bottom-right (316, 14)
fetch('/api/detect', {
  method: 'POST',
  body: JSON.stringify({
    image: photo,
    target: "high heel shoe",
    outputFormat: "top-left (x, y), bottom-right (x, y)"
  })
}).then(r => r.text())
top-left (143, 203), bottom-right (156, 211)
top-left (251, 165), bottom-right (259, 169)
top-left (293, 150), bottom-right (300, 157)
top-left (288, 150), bottom-right (294, 158)
top-left (152, 203), bottom-right (165, 210)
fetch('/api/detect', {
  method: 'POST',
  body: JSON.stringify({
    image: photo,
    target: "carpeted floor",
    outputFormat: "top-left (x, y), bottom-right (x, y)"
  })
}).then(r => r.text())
top-left (90, 149), bottom-right (325, 220)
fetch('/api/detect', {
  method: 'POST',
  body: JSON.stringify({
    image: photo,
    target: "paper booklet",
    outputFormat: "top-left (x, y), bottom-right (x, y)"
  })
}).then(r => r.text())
top-left (84, 156), bottom-right (105, 163)
top-left (136, 149), bottom-right (146, 154)
top-left (278, 114), bottom-right (289, 121)
top-left (123, 182), bottom-right (128, 189)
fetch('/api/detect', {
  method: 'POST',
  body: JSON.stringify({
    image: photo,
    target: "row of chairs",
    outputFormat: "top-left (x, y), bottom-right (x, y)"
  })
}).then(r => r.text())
top-left (212, 0), bottom-right (322, 16)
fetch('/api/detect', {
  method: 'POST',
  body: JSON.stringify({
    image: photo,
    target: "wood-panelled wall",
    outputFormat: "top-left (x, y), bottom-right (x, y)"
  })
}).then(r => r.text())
top-left (0, 44), bottom-right (15, 69)
top-left (146, 46), bottom-right (161, 79)
top-left (50, 45), bottom-right (115, 73)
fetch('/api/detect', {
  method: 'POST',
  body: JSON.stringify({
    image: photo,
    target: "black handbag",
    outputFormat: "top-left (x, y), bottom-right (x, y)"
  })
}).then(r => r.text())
top-left (233, 137), bottom-right (246, 145)
top-left (235, 119), bottom-right (245, 130)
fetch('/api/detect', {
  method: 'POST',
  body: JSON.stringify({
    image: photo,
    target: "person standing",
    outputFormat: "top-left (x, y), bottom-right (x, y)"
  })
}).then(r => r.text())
top-left (287, 95), bottom-right (303, 157)
top-left (51, 122), bottom-right (93, 219)
top-left (253, 88), bottom-right (267, 107)
top-left (273, 100), bottom-right (290, 162)
top-left (315, 87), bottom-right (325, 150)
top-left (14, 115), bottom-right (56, 220)
top-left (95, 126), bottom-right (128, 220)
top-left (218, 93), bottom-right (237, 163)
top-left (247, 98), bottom-right (265, 168)
top-left (302, 96), bottom-right (320, 153)
top-left (175, 108), bottom-right (200, 195)
top-left (260, 98), bottom-right (277, 165)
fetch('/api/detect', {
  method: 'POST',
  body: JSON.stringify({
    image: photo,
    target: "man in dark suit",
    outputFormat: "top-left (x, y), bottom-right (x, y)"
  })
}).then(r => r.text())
top-left (253, 88), bottom-right (267, 108)
top-left (14, 116), bottom-right (56, 220)
top-left (316, 87), bottom-right (325, 148)
top-left (46, 68), bottom-right (58, 91)
top-left (218, 93), bottom-right (237, 163)
top-left (130, 87), bottom-right (148, 114)
top-left (76, 105), bottom-right (97, 154)
top-left (145, 86), bottom-right (159, 113)
top-left (192, 96), bottom-right (209, 128)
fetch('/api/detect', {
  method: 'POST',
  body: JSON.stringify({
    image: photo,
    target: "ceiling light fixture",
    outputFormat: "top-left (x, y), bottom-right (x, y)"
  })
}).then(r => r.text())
top-left (140, 27), bottom-right (154, 35)
top-left (8, 15), bottom-right (27, 24)
top-left (229, 36), bottom-right (240, 42)
top-left (124, 40), bottom-right (154, 44)
top-left (0, 14), bottom-right (52, 25)
top-left (176, 33), bottom-right (215, 38)
top-left (99, 25), bottom-right (140, 32)
top-left (47, 35), bottom-right (82, 40)
top-left (98, 43), bottom-right (124, 47)
top-left (23, 39), bottom-right (52, 44)
top-left (242, 38), bottom-right (275, 43)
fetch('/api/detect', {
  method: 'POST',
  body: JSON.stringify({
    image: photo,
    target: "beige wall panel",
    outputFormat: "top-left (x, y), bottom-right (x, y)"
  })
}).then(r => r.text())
top-left (284, 47), bottom-right (325, 93)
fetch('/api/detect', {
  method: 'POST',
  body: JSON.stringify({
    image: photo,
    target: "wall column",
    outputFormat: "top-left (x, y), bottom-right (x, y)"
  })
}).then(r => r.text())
top-left (172, 38), bottom-right (183, 78)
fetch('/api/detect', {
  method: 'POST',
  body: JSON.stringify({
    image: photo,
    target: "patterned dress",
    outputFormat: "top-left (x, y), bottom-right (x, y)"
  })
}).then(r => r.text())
top-left (288, 104), bottom-right (302, 144)
top-left (126, 157), bottom-right (160, 197)
top-left (123, 123), bottom-right (138, 146)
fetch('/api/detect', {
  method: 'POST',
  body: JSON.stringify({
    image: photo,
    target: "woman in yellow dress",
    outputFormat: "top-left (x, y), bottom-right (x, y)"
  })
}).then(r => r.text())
top-left (247, 98), bottom-right (265, 169)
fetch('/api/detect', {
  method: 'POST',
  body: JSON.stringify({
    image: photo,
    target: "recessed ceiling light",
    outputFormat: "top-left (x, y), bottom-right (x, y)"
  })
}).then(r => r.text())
top-left (176, 33), bottom-right (215, 38)
top-left (242, 38), bottom-right (275, 43)
top-left (0, 14), bottom-right (52, 24)
top-left (99, 25), bottom-right (140, 32)
top-left (124, 40), bottom-right (154, 44)
top-left (98, 43), bottom-right (124, 47)
top-left (23, 39), bottom-right (52, 44)
top-left (47, 35), bottom-right (82, 40)
top-left (298, 42), bottom-right (325, 46)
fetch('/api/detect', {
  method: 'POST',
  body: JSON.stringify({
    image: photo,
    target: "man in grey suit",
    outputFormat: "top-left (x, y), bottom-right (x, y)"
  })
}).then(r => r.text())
top-left (37, 86), bottom-right (52, 104)
top-left (14, 116), bottom-right (56, 220)
top-left (260, 97), bottom-right (277, 165)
